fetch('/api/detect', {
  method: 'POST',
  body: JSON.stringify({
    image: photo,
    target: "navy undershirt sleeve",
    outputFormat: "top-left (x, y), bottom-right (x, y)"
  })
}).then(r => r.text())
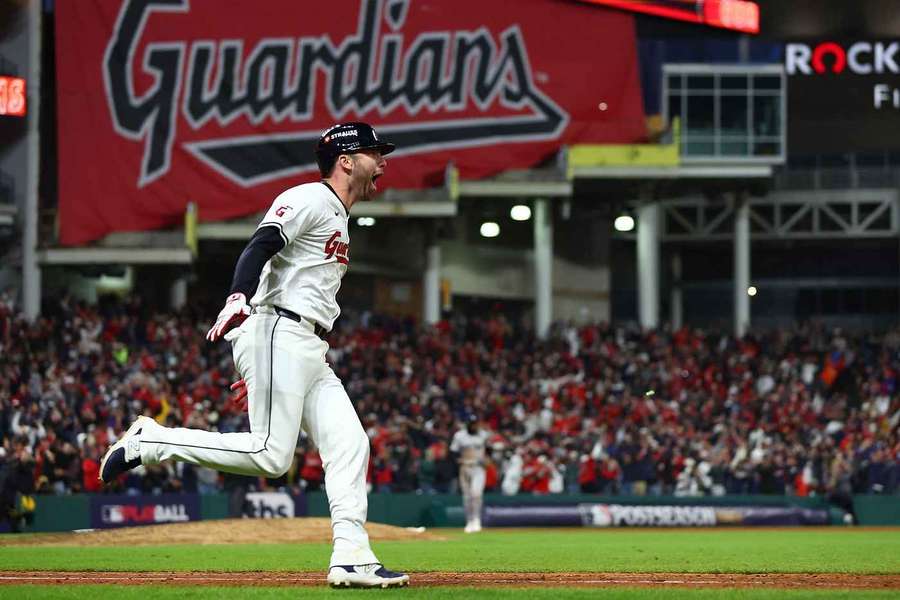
top-left (229, 225), bottom-right (286, 298)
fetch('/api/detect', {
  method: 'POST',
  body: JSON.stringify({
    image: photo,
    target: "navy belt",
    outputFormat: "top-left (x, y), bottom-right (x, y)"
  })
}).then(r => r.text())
top-left (272, 306), bottom-right (328, 339)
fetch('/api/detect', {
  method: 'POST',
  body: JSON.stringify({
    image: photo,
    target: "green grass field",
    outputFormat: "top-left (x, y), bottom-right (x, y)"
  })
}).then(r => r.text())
top-left (1, 587), bottom-right (898, 600)
top-left (1, 527), bottom-right (899, 599)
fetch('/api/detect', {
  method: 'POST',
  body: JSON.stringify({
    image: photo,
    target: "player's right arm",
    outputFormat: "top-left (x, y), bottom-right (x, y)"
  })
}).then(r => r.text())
top-left (206, 188), bottom-right (319, 342)
top-left (449, 430), bottom-right (462, 454)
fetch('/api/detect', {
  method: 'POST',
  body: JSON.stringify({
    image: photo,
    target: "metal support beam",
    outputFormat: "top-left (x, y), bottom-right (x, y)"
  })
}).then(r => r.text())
top-left (637, 202), bottom-right (660, 329)
top-left (170, 278), bottom-right (187, 311)
top-left (534, 199), bottom-right (552, 339)
top-left (618, 189), bottom-right (900, 242)
top-left (734, 194), bottom-right (751, 337)
top-left (22, 2), bottom-right (42, 320)
top-left (38, 247), bottom-right (194, 265)
top-left (671, 252), bottom-right (683, 330)
top-left (423, 243), bottom-right (441, 325)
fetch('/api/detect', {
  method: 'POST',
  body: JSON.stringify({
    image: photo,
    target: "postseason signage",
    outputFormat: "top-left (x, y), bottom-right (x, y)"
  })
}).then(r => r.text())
top-left (482, 503), bottom-right (831, 527)
top-left (55, 0), bottom-right (646, 245)
top-left (784, 40), bottom-right (900, 154)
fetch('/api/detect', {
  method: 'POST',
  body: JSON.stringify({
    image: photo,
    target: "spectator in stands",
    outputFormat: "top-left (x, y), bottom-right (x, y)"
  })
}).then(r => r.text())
top-left (0, 293), bottom-right (897, 508)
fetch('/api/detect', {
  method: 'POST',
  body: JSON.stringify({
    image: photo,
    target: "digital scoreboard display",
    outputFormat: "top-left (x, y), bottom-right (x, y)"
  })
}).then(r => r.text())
top-left (0, 75), bottom-right (26, 117)
top-left (576, 0), bottom-right (760, 34)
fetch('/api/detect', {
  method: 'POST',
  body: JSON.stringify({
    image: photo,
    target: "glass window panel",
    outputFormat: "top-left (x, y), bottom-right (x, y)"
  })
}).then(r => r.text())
top-left (720, 75), bottom-right (748, 91)
top-left (753, 140), bottom-right (781, 157)
top-left (753, 95), bottom-right (781, 137)
top-left (753, 75), bottom-right (781, 90)
top-left (687, 75), bottom-right (714, 91)
top-left (685, 138), bottom-right (715, 156)
top-left (686, 94), bottom-right (715, 136)
top-left (667, 95), bottom-right (682, 123)
top-left (667, 74), bottom-right (683, 91)
top-left (720, 95), bottom-right (749, 136)
top-left (721, 140), bottom-right (750, 156)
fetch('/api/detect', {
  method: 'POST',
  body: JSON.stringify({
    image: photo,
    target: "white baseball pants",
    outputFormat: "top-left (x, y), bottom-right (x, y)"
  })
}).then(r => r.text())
top-left (460, 464), bottom-right (485, 524)
top-left (138, 311), bottom-right (378, 567)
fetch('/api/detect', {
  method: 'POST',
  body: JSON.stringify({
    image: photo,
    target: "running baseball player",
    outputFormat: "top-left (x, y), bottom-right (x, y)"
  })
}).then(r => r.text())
top-left (450, 415), bottom-right (490, 533)
top-left (99, 122), bottom-right (409, 589)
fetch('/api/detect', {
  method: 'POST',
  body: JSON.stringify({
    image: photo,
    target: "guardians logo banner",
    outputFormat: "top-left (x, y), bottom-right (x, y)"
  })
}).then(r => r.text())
top-left (56, 0), bottom-right (645, 244)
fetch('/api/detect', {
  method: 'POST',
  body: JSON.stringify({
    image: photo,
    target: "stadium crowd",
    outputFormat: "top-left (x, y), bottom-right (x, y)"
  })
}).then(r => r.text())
top-left (1, 294), bottom-right (898, 508)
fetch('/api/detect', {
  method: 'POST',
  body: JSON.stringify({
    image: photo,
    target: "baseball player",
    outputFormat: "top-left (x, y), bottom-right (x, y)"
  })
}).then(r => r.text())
top-left (450, 415), bottom-right (490, 533)
top-left (99, 122), bottom-right (409, 589)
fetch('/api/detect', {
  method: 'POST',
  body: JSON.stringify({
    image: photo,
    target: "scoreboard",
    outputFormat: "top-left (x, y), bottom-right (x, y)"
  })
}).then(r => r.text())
top-left (0, 75), bottom-right (26, 117)
top-left (575, 0), bottom-right (760, 34)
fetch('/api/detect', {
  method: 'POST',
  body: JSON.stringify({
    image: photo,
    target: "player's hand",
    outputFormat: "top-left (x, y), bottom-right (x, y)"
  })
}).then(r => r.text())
top-left (229, 378), bottom-right (248, 412)
top-left (207, 293), bottom-right (251, 342)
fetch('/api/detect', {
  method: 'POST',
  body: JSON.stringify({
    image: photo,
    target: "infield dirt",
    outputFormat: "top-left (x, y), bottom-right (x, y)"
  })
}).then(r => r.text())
top-left (0, 517), bottom-right (440, 547)
top-left (0, 571), bottom-right (898, 589)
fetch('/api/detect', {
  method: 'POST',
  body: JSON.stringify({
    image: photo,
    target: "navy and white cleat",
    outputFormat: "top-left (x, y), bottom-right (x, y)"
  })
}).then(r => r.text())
top-left (327, 563), bottom-right (410, 588)
top-left (99, 416), bottom-right (151, 483)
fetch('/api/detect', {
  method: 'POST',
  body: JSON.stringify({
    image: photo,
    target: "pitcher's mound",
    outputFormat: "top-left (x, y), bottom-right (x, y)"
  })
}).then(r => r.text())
top-left (2, 518), bottom-right (440, 547)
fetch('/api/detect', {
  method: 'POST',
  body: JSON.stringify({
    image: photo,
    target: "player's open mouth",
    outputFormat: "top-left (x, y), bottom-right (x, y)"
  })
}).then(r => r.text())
top-left (372, 173), bottom-right (381, 189)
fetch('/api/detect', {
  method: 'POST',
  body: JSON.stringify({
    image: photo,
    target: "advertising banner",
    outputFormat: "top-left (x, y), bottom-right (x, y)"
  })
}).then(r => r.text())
top-left (242, 492), bottom-right (302, 518)
top-left (785, 40), bottom-right (900, 154)
top-left (56, 0), bottom-right (646, 244)
top-left (483, 503), bottom-right (831, 527)
top-left (89, 493), bottom-right (201, 529)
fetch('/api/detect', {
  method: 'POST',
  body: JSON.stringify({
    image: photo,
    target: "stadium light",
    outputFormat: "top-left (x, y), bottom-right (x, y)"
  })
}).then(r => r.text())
top-left (510, 204), bottom-right (532, 221)
top-left (614, 213), bottom-right (635, 232)
top-left (480, 221), bottom-right (500, 238)
top-left (356, 217), bottom-right (376, 227)
top-left (747, 285), bottom-right (758, 297)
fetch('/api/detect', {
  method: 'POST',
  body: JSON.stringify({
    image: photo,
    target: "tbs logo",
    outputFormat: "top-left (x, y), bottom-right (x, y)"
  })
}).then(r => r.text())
top-left (242, 492), bottom-right (293, 519)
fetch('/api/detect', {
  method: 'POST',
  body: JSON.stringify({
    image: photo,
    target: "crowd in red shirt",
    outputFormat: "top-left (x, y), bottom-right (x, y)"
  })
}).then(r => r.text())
top-left (1, 295), bottom-right (898, 504)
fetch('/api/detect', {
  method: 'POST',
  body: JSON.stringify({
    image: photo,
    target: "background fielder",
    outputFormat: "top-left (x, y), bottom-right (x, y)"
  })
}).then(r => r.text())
top-left (450, 415), bottom-right (490, 533)
top-left (99, 122), bottom-right (408, 589)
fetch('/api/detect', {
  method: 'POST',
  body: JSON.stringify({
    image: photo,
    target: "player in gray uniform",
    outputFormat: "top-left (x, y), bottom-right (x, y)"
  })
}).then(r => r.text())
top-left (450, 416), bottom-right (490, 533)
top-left (99, 122), bottom-right (409, 589)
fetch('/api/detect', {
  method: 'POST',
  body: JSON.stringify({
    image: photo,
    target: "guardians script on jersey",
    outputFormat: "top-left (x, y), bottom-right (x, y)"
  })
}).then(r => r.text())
top-left (56, 0), bottom-right (646, 244)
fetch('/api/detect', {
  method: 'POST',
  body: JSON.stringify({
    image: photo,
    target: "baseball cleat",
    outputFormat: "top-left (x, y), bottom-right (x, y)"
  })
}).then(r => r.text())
top-left (99, 416), bottom-right (151, 483)
top-left (326, 563), bottom-right (410, 588)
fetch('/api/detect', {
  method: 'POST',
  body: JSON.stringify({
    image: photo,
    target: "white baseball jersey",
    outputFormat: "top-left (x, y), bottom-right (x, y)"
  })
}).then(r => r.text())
top-left (249, 182), bottom-right (350, 331)
top-left (450, 428), bottom-right (490, 466)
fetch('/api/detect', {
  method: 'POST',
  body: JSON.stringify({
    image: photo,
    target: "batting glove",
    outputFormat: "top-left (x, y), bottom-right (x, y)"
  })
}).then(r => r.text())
top-left (206, 292), bottom-right (251, 342)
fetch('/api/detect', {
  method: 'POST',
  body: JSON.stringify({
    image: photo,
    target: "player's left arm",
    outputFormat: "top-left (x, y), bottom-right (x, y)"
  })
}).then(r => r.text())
top-left (206, 226), bottom-right (284, 342)
top-left (228, 226), bottom-right (285, 298)
top-left (207, 190), bottom-right (320, 342)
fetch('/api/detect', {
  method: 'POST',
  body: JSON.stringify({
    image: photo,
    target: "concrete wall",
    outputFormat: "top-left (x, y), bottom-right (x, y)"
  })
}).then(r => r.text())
top-left (440, 241), bottom-right (610, 323)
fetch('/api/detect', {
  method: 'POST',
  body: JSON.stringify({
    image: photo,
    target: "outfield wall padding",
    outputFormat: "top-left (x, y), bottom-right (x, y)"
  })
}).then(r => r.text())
top-left (852, 495), bottom-right (900, 525)
top-left (30, 494), bottom-right (90, 532)
top-left (302, 492), bottom-right (841, 528)
top-left (7, 492), bottom-right (862, 533)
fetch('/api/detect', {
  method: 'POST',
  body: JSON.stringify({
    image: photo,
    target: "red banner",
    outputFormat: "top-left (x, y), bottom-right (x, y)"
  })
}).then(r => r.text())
top-left (56, 0), bottom-right (645, 245)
